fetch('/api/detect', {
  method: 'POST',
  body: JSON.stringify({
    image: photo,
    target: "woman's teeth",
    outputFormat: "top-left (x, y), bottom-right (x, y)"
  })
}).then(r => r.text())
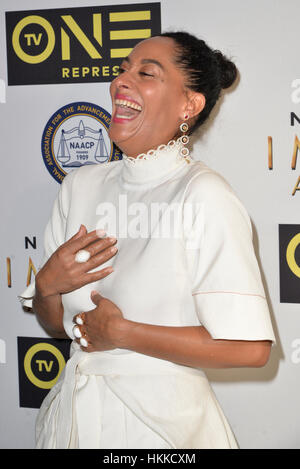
top-left (115, 99), bottom-right (142, 112)
top-left (115, 114), bottom-right (134, 119)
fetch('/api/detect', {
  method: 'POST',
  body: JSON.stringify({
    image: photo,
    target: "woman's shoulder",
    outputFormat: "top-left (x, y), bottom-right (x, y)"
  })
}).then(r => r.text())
top-left (184, 158), bottom-right (251, 224)
top-left (184, 158), bottom-right (235, 200)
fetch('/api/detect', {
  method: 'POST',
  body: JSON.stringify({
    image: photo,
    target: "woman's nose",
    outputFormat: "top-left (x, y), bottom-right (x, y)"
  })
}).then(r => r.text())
top-left (114, 70), bottom-right (133, 90)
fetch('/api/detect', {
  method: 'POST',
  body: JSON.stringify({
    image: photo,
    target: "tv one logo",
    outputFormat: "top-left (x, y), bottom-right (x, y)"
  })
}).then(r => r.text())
top-left (5, 3), bottom-right (161, 85)
top-left (279, 225), bottom-right (300, 303)
top-left (17, 337), bottom-right (71, 408)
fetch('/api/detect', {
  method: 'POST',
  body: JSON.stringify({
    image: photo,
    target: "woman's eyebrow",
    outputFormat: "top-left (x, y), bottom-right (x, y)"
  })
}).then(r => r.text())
top-left (123, 56), bottom-right (165, 70)
top-left (141, 59), bottom-right (165, 70)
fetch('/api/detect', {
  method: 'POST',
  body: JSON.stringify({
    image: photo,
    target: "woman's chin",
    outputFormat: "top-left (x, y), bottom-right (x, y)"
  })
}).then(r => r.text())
top-left (108, 123), bottom-right (141, 151)
top-left (109, 127), bottom-right (128, 147)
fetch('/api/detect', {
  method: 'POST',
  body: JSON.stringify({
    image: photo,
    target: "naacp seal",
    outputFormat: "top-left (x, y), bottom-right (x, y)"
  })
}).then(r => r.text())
top-left (41, 101), bottom-right (122, 183)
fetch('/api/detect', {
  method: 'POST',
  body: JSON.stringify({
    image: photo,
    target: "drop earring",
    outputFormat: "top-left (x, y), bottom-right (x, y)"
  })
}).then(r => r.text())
top-left (179, 115), bottom-right (190, 159)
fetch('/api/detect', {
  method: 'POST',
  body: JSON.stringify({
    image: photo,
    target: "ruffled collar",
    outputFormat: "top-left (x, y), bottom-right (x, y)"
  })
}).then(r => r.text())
top-left (119, 137), bottom-right (191, 187)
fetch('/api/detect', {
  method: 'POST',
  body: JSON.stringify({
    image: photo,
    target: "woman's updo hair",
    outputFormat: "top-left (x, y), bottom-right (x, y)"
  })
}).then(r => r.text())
top-left (159, 31), bottom-right (238, 134)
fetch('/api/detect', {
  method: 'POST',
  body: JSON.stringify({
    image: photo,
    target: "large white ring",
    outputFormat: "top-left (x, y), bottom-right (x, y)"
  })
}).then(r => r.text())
top-left (75, 249), bottom-right (91, 263)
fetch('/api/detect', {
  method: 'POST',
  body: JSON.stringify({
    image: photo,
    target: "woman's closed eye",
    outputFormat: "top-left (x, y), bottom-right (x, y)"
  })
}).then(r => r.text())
top-left (116, 67), bottom-right (153, 78)
top-left (118, 67), bottom-right (127, 75)
top-left (139, 71), bottom-right (154, 77)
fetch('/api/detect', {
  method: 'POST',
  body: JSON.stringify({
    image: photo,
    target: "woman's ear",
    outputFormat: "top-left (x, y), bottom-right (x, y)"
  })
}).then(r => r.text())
top-left (184, 91), bottom-right (206, 120)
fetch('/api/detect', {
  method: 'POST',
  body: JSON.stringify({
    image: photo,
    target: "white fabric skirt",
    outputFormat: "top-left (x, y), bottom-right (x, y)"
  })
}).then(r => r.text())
top-left (36, 342), bottom-right (238, 449)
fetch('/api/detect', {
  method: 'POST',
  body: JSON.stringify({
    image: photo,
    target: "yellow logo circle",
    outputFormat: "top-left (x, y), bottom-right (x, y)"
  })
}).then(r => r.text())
top-left (12, 15), bottom-right (55, 64)
top-left (24, 342), bottom-right (66, 389)
top-left (286, 233), bottom-right (300, 278)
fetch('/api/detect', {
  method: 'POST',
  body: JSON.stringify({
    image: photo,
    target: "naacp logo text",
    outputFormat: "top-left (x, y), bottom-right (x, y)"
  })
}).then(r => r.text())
top-left (41, 102), bottom-right (122, 183)
top-left (17, 337), bottom-right (71, 408)
top-left (5, 3), bottom-right (161, 85)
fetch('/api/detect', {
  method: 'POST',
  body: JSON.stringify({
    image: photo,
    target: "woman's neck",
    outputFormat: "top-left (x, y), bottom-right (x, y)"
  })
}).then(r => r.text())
top-left (115, 132), bottom-right (180, 159)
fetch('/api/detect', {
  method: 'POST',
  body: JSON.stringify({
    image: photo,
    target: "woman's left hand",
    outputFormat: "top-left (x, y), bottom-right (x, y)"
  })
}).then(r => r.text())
top-left (72, 291), bottom-right (128, 352)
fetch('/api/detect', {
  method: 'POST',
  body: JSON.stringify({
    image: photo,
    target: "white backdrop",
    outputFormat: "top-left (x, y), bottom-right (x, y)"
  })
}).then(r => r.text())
top-left (1, 0), bottom-right (299, 449)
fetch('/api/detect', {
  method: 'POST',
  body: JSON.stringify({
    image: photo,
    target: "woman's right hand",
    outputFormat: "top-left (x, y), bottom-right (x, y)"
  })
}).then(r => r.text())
top-left (35, 225), bottom-right (118, 298)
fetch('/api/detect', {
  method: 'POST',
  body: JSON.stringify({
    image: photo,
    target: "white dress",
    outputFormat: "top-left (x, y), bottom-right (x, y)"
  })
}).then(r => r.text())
top-left (20, 138), bottom-right (275, 449)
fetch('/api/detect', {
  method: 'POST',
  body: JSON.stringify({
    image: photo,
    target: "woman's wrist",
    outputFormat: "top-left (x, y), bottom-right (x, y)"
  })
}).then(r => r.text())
top-left (113, 318), bottom-right (136, 349)
top-left (35, 271), bottom-right (59, 299)
top-left (32, 280), bottom-right (66, 338)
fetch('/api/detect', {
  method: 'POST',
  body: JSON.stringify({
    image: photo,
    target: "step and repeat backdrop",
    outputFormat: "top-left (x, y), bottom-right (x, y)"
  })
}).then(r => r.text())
top-left (0, 0), bottom-right (300, 449)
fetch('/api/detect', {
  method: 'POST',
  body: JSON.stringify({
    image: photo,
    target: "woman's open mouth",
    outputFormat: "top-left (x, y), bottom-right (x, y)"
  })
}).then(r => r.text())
top-left (113, 94), bottom-right (142, 123)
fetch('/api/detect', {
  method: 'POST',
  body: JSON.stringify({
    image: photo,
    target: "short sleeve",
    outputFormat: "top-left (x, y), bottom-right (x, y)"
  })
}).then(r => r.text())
top-left (183, 170), bottom-right (275, 342)
top-left (18, 170), bottom-right (75, 308)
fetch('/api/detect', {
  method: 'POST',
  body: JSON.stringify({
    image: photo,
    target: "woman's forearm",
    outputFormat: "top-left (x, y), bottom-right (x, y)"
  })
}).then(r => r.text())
top-left (117, 320), bottom-right (272, 369)
top-left (32, 280), bottom-right (68, 339)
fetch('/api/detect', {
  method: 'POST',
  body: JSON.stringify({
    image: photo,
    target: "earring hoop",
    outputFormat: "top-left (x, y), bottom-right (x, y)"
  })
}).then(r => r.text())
top-left (180, 122), bottom-right (189, 133)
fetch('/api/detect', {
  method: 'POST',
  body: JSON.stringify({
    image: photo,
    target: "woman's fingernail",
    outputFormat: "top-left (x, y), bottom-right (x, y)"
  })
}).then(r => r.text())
top-left (75, 316), bottom-right (84, 325)
top-left (73, 325), bottom-right (82, 338)
top-left (80, 337), bottom-right (88, 348)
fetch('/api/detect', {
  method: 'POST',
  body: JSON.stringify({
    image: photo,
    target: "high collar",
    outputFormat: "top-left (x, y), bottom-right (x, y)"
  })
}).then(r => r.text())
top-left (119, 138), bottom-right (191, 189)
